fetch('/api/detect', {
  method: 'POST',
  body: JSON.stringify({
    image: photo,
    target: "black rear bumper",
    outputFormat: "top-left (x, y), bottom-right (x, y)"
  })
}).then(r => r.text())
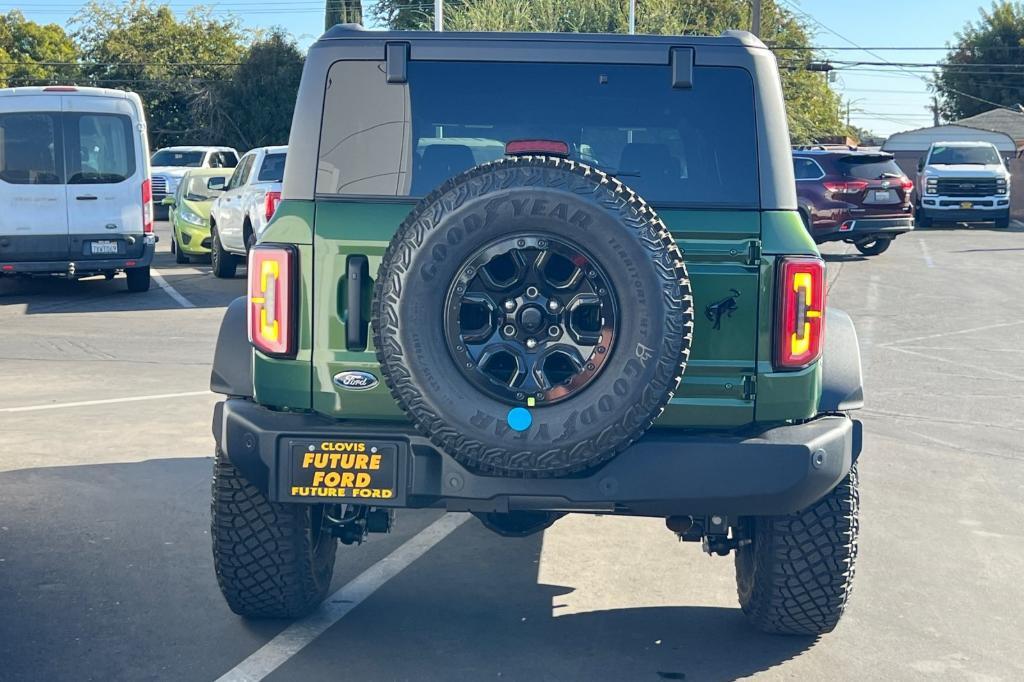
top-left (815, 216), bottom-right (914, 243)
top-left (213, 398), bottom-right (861, 518)
top-left (0, 234), bottom-right (156, 274)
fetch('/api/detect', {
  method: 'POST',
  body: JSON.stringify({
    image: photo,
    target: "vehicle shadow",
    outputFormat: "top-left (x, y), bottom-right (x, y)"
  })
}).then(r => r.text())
top-left (0, 253), bottom-right (244, 314)
top-left (281, 520), bottom-right (817, 682)
top-left (822, 253), bottom-right (867, 263)
top-left (0, 458), bottom-right (819, 682)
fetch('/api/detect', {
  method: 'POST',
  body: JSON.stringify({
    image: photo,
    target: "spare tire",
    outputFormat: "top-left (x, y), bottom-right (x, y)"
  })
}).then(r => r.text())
top-left (372, 156), bottom-right (692, 477)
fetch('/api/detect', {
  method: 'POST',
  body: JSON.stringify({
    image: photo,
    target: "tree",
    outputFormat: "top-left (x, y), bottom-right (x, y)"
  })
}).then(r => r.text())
top-left (936, 1), bottom-right (1024, 120)
top-left (326, 0), bottom-right (362, 31)
top-left (72, 0), bottom-right (245, 148)
top-left (371, 1), bottom-right (443, 30)
top-left (438, 0), bottom-right (845, 143)
top-left (0, 11), bottom-right (79, 86)
top-left (198, 31), bottom-right (305, 149)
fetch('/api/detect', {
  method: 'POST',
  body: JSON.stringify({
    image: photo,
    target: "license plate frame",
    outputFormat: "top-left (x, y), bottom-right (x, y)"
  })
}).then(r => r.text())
top-left (873, 190), bottom-right (892, 202)
top-left (960, 201), bottom-right (974, 209)
top-left (90, 240), bottom-right (119, 255)
top-left (283, 438), bottom-right (404, 505)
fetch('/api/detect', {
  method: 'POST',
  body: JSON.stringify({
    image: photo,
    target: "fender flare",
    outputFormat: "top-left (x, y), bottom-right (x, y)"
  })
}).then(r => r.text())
top-left (819, 307), bottom-right (864, 412)
top-left (210, 296), bottom-right (254, 398)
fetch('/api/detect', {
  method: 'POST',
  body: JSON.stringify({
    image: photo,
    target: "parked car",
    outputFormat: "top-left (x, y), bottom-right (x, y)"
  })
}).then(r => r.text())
top-left (793, 147), bottom-right (914, 256)
top-left (209, 27), bottom-right (864, 637)
top-left (162, 168), bottom-right (232, 264)
top-left (151, 145), bottom-right (238, 219)
top-left (915, 141), bottom-right (1011, 228)
top-left (0, 85), bottom-right (155, 291)
top-left (207, 145), bottom-right (286, 278)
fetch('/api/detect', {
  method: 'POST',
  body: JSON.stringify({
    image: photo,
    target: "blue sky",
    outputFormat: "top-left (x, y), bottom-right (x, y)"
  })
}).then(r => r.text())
top-left (12, 0), bottom-right (997, 137)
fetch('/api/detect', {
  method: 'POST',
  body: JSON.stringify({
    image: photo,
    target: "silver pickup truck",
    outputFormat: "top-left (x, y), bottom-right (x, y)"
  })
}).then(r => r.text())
top-left (916, 141), bottom-right (1011, 228)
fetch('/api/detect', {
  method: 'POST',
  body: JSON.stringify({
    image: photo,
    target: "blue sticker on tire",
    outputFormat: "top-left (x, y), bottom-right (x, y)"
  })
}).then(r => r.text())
top-left (506, 407), bottom-right (532, 432)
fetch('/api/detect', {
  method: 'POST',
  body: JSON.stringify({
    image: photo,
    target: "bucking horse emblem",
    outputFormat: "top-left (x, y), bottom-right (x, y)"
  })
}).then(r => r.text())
top-left (705, 289), bottom-right (741, 330)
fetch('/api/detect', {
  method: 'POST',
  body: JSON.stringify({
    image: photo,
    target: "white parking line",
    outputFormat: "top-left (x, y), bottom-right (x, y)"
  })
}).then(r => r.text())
top-left (151, 268), bottom-right (196, 308)
top-left (0, 391), bottom-right (211, 413)
top-left (918, 238), bottom-right (935, 268)
top-left (217, 512), bottom-right (470, 682)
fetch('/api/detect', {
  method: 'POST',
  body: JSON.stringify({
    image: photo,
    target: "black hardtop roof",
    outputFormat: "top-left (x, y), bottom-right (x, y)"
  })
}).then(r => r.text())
top-left (316, 23), bottom-right (766, 49)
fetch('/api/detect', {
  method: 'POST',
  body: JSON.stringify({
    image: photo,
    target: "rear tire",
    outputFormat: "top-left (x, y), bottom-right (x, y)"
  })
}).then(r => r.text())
top-left (210, 225), bottom-right (238, 279)
top-left (735, 466), bottom-right (859, 636)
top-left (854, 238), bottom-right (891, 256)
top-left (211, 448), bottom-right (338, 618)
top-left (125, 266), bottom-right (150, 292)
top-left (994, 215), bottom-right (1010, 229)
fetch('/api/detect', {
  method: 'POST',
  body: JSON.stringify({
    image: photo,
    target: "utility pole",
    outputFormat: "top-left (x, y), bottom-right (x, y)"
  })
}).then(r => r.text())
top-left (435, 0), bottom-right (443, 31)
top-left (751, 0), bottom-right (762, 38)
top-left (846, 101), bottom-right (851, 127)
top-left (628, 0), bottom-right (636, 35)
top-left (931, 96), bottom-right (940, 127)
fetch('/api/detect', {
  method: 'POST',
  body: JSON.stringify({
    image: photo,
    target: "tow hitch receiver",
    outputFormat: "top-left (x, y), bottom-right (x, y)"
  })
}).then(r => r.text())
top-left (327, 506), bottom-right (394, 545)
top-left (666, 514), bottom-right (750, 556)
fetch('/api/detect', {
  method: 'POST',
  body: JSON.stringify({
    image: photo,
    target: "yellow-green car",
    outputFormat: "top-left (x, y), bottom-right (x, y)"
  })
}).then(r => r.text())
top-left (162, 168), bottom-right (232, 264)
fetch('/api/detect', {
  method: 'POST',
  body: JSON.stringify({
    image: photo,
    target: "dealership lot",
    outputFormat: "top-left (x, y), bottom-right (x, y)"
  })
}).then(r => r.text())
top-left (1, 222), bottom-right (1022, 681)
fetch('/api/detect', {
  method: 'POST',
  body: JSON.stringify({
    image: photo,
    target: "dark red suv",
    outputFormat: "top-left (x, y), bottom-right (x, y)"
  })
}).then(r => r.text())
top-left (793, 147), bottom-right (915, 256)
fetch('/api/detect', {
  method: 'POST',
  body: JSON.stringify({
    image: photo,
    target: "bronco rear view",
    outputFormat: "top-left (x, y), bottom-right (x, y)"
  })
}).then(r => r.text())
top-left (210, 26), bottom-right (864, 636)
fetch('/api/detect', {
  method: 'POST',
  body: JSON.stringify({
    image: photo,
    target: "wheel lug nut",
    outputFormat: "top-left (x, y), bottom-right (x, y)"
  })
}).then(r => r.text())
top-left (526, 338), bottom-right (538, 349)
top-left (548, 325), bottom-right (560, 337)
top-left (526, 286), bottom-right (539, 298)
top-left (503, 299), bottom-right (516, 312)
top-left (503, 324), bottom-right (516, 336)
top-left (547, 299), bottom-right (560, 312)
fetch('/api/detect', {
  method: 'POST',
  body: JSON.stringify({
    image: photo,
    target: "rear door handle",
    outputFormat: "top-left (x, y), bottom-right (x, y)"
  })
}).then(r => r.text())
top-left (346, 255), bottom-right (369, 351)
top-left (76, 195), bottom-right (98, 201)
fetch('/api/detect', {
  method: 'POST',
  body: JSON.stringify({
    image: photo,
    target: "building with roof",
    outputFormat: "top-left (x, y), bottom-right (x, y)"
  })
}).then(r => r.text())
top-left (954, 109), bottom-right (1024, 149)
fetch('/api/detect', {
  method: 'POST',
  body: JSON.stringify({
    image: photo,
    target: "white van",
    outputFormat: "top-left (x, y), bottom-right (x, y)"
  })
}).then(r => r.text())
top-left (0, 86), bottom-right (155, 291)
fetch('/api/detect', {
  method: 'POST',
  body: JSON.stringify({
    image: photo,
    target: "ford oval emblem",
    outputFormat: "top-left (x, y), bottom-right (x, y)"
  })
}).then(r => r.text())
top-left (333, 370), bottom-right (379, 391)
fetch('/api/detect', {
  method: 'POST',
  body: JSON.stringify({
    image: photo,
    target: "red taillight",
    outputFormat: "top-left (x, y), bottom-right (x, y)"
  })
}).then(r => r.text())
top-left (264, 190), bottom-right (281, 222)
top-left (775, 257), bottom-right (825, 370)
top-left (900, 177), bottom-right (914, 192)
top-left (43, 86), bottom-right (78, 92)
top-left (248, 245), bottom-right (296, 357)
top-left (141, 179), bottom-right (153, 234)
top-left (823, 180), bottom-right (869, 195)
top-left (505, 139), bottom-right (570, 157)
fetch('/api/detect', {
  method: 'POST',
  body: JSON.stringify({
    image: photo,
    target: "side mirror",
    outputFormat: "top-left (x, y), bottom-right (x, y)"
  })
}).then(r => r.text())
top-left (917, 158), bottom-right (925, 172)
top-left (160, 196), bottom-right (175, 206)
top-left (207, 177), bottom-right (226, 191)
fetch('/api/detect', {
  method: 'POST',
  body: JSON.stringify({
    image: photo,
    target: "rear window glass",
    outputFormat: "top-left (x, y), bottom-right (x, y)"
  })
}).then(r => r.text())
top-left (838, 156), bottom-right (904, 180)
top-left (0, 112), bottom-right (62, 184)
top-left (258, 153), bottom-right (286, 182)
top-left (318, 62), bottom-right (759, 207)
top-left (66, 113), bottom-right (135, 184)
top-left (152, 150), bottom-right (204, 167)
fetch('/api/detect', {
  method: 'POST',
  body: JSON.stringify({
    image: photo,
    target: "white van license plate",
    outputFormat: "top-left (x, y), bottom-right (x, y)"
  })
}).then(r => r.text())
top-left (91, 241), bottom-right (118, 255)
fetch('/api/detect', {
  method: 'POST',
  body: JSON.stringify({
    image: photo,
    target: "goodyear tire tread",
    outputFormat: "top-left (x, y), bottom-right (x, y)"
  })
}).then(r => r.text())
top-left (735, 465), bottom-right (860, 635)
top-left (211, 448), bottom-right (336, 618)
top-left (372, 155), bottom-right (693, 478)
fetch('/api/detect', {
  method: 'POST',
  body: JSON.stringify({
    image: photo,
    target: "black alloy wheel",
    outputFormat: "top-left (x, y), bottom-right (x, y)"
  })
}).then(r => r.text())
top-left (444, 235), bottom-right (617, 406)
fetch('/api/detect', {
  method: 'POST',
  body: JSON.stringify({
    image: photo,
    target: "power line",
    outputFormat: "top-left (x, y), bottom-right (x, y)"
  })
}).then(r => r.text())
top-left (776, 0), bottom-right (1020, 114)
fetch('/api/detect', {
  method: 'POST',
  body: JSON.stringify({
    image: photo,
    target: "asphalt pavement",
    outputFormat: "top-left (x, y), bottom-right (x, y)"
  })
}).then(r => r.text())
top-left (1, 220), bottom-right (1022, 681)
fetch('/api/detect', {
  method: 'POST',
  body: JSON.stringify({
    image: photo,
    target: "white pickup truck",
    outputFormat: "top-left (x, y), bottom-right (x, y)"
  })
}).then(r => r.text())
top-left (208, 145), bottom-right (286, 278)
top-left (916, 141), bottom-right (1011, 228)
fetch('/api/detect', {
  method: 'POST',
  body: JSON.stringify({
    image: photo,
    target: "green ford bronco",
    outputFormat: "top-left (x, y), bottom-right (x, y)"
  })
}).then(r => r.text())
top-left (210, 25), bottom-right (864, 636)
